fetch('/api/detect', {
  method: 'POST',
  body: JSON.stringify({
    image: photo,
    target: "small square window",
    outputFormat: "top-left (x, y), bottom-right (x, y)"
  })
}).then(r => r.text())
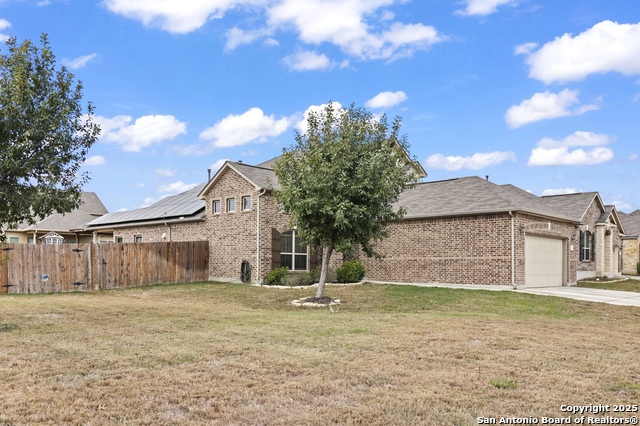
top-left (213, 199), bottom-right (221, 214)
top-left (9, 237), bottom-right (19, 244)
top-left (134, 235), bottom-right (143, 243)
top-left (242, 196), bottom-right (251, 211)
top-left (227, 198), bottom-right (236, 212)
top-left (115, 236), bottom-right (123, 243)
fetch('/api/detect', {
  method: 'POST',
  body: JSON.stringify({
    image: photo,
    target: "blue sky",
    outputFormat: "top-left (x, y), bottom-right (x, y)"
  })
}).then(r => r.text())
top-left (2, 0), bottom-right (639, 213)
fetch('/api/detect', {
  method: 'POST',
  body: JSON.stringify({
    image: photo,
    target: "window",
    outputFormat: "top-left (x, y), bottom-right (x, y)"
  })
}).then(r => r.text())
top-left (213, 199), bottom-right (221, 214)
top-left (227, 198), bottom-right (236, 212)
top-left (579, 230), bottom-right (593, 261)
top-left (9, 237), bottom-right (19, 244)
top-left (28, 238), bottom-right (34, 245)
top-left (43, 232), bottom-right (64, 245)
top-left (134, 235), bottom-right (143, 243)
top-left (280, 230), bottom-right (307, 271)
top-left (115, 236), bottom-right (123, 243)
top-left (242, 195), bottom-right (251, 211)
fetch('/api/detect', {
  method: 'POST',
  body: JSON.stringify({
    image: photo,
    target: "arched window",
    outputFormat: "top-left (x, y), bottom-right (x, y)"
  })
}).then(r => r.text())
top-left (280, 230), bottom-right (307, 271)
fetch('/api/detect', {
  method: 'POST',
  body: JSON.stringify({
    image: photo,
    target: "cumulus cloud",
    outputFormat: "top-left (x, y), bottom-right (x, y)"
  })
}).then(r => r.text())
top-left (528, 131), bottom-right (614, 166)
top-left (96, 114), bottom-right (187, 152)
top-left (199, 108), bottom-right (290, 147)
top-left (612, 200), bottom-right (632, 211)
top-left (283, 50), bottom-right (332, 71)
top-left (541, 188), bottom-right (581, 196)
top-left (209, 159), bottom-right (230, 173)
top-left (454, 0), bottom-right (515, 16)
top-left (0, 18), bottom-right (11, 42)
top-left (365, 91), bottom-right (407, 109)
top-left (425, 151), bottom-right (516, 171)
top-left (518, 20), bottom-right (640, 84)
top-left (62, 53), bottom-right (98, 69)
top-left (105, 0), bottom-right (445, 62)
top-left (83, 155), bottom-right (106, 166)
top-left (505, 89), bottom-right (598, 128)
top-left (295, 102), bottom-right (344, 133)
top-left (157, 181), bottom-right (199, 194)
top-left (155, 168), bottom-right (176, 177)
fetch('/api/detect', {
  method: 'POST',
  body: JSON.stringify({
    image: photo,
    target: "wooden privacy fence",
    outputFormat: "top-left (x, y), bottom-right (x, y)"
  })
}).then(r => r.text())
top-left (0, 241), bottom-right (209, 294)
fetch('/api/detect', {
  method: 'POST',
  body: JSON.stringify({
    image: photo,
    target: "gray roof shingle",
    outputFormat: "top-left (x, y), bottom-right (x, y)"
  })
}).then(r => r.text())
top-left (619, 212), bottom-right (640, 237)
top-left (396, 176), bottom-right (576, 221)
top-left (537, 192), bottom-right (599, 221)
top-left (17, 192), bottom-right (108, 232)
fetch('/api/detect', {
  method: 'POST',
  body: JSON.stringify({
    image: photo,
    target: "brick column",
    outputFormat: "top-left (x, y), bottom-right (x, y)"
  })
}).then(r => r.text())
top-left (595, 224), bottom-right (606, 276)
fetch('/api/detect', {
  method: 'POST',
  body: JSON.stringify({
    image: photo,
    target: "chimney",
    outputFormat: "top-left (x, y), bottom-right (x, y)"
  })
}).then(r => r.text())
top-left (207, 168), bottom-right (211, 181)
top-left (237, 160), bottom-right (243, 164)
top-left (485, 175), bottom-right (489, 181)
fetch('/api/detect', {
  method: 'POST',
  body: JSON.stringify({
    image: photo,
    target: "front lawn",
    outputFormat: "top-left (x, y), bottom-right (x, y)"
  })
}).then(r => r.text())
top-left (1, 282), bottom-right (639, 425)
top-left (577, 277), bottom-right (640, 292)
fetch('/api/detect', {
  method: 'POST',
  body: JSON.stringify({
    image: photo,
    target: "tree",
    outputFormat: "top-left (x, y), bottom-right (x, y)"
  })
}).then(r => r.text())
top-left (273, 103), bottom-right (419, 299)
top-left (0, 34), bottom-right (100, 239)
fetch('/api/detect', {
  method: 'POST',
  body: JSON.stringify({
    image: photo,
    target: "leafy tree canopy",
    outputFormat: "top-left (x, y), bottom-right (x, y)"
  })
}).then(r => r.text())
top-left (0, 34), bottom-right (100, 238)
top-left (273, 103), bottom-right (419, 298)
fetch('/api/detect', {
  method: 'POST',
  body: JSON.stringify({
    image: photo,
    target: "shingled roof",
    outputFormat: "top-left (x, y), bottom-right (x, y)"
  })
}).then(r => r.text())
top-left (619, 212), bottom-right (640, 237)
top-left (16, 192), bottom-right (108, 232)
top-left (395, 176), bottom-right (577, 222)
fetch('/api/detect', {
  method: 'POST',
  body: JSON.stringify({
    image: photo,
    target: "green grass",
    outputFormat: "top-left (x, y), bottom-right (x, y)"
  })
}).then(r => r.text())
top-left (577, 278), bottom-right (640, 292)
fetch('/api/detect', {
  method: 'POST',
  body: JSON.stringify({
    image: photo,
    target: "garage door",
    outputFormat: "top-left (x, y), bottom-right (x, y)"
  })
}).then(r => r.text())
top-left (525, 235), bottom-right (564, 288)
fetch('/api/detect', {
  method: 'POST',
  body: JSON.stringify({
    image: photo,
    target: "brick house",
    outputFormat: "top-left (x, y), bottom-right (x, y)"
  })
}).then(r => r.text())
top-left (86, 156), bottom-right (627, 287)
top-left (619, 210), bottom-right (640, 275)
top-left (537, 192), bottom-right (624, 280)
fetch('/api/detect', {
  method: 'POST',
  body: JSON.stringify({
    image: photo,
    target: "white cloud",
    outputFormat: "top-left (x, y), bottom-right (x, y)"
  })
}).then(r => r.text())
top-left (209, 159), bottom-right (230, 173)
top-left (365, 90), bottom-right (407, 109)
top-left (425, 151), bottom-right (516, 171)
top-left (62, 53), bottom-right (98, 70)
top-left (612, 200), bottom-right (632, 211)
top-left (541, 188), bottom-right (581, 196)
top-left (141, 197), bottom-right (158, 208)
top-left (630, 153), bottom-right (638, 161)
top-left (283, 50), bottom-right (332, 71)
top-left (295, 102), bottom-right (343, 133)
top-left (96, 114), bottom-right (187, 152)
top-left (528, 131), bottom-right (614, 166)
top-left (519, 20), bottom-right (640, 84)
top-left (225, 27), bottom-right (272, 51)
top-left (454, 0), bottom-right (515, 16)
top-left (155, 168), bottom-right (176, 177)
top-left (199, 108), bottom-right (290, 147)
top-left (157, 181), bottom-right (199, 194)
top-left (0, 18), bottom-right (11, 42)
top-left (505, 89), bottom-right (598, 128)
top-left (83, 155), bottom-right (106, 166)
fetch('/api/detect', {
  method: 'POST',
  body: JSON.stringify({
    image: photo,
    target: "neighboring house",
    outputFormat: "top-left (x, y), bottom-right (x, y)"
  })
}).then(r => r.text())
top-left (619, 210), bottom-right (640, 275)
top-left (537, 193), bottom-right (624, 279)
top-left (85, 183), bottom-right (206, 244)
top-left (84, 155), bottom-right (629, 288)
top-left (3, 192), bottom-right (111, 244)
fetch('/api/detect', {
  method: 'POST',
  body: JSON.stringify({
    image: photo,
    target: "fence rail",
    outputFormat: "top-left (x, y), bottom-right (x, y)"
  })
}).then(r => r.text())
top-left (0, 241), bottom-right (209, 294)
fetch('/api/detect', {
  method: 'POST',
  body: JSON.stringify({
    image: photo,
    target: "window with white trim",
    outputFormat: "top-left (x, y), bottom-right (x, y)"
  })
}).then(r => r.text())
top-left (280, 230), bottom-right (307, 271)
top-left (227, 198), bottom-right (236, 212)
top-left (134, 234), bottom-right (143, 243)
top-left (242, 195), bottom-right (251, 211)
top-left (115, 236), bottom-right (123, 243)
top-left (579, 230), bottom-right (592, 261)
top-left (213, 199), bottom-right (221, 214)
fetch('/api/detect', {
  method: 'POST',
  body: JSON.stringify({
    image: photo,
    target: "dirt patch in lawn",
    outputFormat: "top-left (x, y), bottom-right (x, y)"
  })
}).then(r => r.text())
top-left (1, 282), bottom-right (639, 425)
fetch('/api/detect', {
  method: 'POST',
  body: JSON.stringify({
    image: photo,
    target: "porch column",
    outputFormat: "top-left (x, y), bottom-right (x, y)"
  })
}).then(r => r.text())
top-left (595, 224), bottom-right (606, 276)
top-left (604, 230), bottom-right (613, 277)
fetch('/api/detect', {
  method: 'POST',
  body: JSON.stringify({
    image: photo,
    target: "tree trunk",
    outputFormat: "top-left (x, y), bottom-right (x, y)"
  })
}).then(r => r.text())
top-left (316, 244), bottom-right (334, 298)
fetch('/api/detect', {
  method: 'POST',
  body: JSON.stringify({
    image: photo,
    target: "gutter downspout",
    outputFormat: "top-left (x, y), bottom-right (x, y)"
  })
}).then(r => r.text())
top-left (256, 188), bottom-right (267, 283)
top-left (509, 211), bottom-right (516, 289)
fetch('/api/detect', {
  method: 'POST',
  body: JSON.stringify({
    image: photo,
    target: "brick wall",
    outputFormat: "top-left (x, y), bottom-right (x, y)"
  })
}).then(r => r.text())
top-left (113, 221), bottom-right (206, 244)
top-left (622, 238), bottom-right (639, 274)
top-left (360, 212), bottom-right (577, 286)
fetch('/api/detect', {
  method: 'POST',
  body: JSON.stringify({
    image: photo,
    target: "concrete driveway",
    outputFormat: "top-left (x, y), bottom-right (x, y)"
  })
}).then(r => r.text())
top-left (517, 286), bottom-right (640, 307)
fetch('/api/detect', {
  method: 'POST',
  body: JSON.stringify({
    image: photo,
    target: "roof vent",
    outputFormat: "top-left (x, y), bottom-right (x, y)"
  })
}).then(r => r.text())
top-left (237, 160), bottom-right (243, 163)
top-left (485, 175), bottom-right (489, 181)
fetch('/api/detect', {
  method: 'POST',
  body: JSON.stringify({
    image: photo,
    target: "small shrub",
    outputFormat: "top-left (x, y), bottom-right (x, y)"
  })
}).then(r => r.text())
top-left (490, 378), bottom-right (517, 389)
top-left (310, 267), bottom-right (337, 283)
top-left (264, 267), bottom-right (289, 286)
top-left (0, 323), bottom-right (18, 333)
top-left (336, 260), bottom-right (366, 283)
top-left (285, 271), bottom-right (314, 286)
top-left (637, 261), bottom-right (640, 275)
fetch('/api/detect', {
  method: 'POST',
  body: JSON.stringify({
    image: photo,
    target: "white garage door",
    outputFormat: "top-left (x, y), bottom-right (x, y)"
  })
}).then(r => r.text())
top-left (525, 235), bottom-right (564, 288)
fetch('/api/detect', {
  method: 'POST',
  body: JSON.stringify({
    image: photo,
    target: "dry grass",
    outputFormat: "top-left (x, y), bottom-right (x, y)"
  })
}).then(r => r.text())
top-left (1, 282), bottom-right (639, 425)
top-left (578, 277), bottom-right (640, 292)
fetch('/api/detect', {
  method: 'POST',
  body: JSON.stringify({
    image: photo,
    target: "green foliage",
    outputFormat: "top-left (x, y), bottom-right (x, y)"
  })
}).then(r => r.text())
top-left (264, 267), bottom-right (289, 286)
top-left (637, 262), bottom-right (640, 275)
top-left (310, 267), bottom-right (337, 283)
top-left (273, 102), bottom-right (418, 297)
top-left (0, 34), bottom-right (100, 239)
top-left (337, 260), bottom-right (366, 283)
top-left (489, 378), bottom-right (518, 389)
top-left (284, 271), bottom-right (315, 286)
